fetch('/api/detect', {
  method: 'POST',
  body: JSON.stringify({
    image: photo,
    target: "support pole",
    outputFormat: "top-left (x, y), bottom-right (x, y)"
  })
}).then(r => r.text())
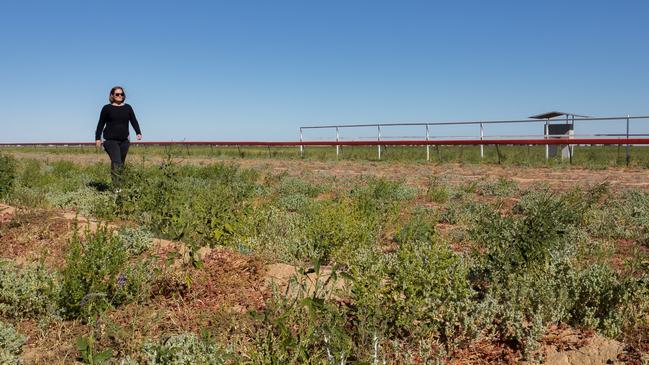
top-left (299, 128), bottom-right (304, 157)
top-left (377, 125), bottom-right (381, 160)
top-left (545, 120), bottom-right (549, 161)
top-left (336, 127), bottom-right (340, 159)
top-left (626, 115), bottom-right (631, 166)
top-left (425, 124), bottom-right (430, 161)
top-left (480, 122), bottom-right (484, 159)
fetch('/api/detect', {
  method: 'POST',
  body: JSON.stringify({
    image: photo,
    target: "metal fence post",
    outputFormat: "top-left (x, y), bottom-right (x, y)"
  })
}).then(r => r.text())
top-left (545, 120), bottom-right (549, 161)
top-left (480, 122), bottom-right (484, 160)
top-left (336, 127), bottom-right (340, 159)
top-left (299, 128), bottom-right (304, 157)
top-left (425, 124), bottom-right (430, 161)
top-left (377, 125), bottom-right (381, 160)
top-left (626, 114), bottom-right (630, 166)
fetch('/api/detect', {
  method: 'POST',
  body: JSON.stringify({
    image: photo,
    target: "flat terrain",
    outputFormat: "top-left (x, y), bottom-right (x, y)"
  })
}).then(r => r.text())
top-left (1, 151), bottom-right (648, 364)
top-left (6, 150), bottom-right (649, 191)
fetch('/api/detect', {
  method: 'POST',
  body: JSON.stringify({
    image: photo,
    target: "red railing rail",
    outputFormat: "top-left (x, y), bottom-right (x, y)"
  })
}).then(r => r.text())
top-left (1, 138), bottom-right (649, 147)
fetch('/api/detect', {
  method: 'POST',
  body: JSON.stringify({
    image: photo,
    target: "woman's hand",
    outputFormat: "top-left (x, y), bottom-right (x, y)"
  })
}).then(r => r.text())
top-left (95, 140), bottom-right (101, 148)
top-left (136, 134), bottom-right (142, 140)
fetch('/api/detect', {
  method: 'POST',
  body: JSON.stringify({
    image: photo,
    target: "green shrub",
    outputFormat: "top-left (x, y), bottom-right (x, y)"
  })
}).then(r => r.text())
top-left (468, 187), bottom-right (644, 356)
top-left (277, 176), bottom-right (322, 197)
top-left (472, 189), bottom-right (581, 276)
top-left (59, 226), bottom-right (154, 319)
top-left (425, 177), bottom-right (449, 203)
top-left (351, 177), bottom-right (417, 217)
top-left (305, 199), bottom-right (377, 264)
top-left (46, 187), bottom-right (117, 218)
top-left (130, 162), bottom-right (257, 248)
top-left (0, 153), bottom-right (16, 199)
top-left (277, 193), bottom-right (311, 213)
top-left (248, 265), bottom-right (351, 364)
top-left (478, 177), bottom-right (518, 197)
top-left (0, 321), bottom-right (27, 365)
top-left (141, 332), bottom-right (233, 365)
top-left (568, 264), bottom-right (635, 337)
top-left (0, 260), bottom-right (58, 319)
top-left (244, 206), bottom-right (309, 263)
top-left (17, 159), bottom-right (46, 189)
top-left (394, 208), bottom-right (437, 244)
top-left (384, 240), bottom-right (473, 340)
top-left (117, 227), bottom-right (154, 256)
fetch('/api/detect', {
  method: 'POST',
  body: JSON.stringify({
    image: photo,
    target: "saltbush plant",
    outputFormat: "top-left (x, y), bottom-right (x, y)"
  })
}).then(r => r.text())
top-left (117, 226), bottom-right (154, 256)
top-left (305, 199), bottom-right (377, 264)
top-left (141, 332), bottom-right (233, 365)
top-left (383, 240), bottom-right (473, 342)
top-left (0, 260), bottom-right (58, 319)
top-left (0, 321), bottom-right (27, 365)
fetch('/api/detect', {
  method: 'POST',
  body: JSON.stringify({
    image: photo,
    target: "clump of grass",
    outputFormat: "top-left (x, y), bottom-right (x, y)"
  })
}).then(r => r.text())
top-left (425, 176), bottom-right (449, 203)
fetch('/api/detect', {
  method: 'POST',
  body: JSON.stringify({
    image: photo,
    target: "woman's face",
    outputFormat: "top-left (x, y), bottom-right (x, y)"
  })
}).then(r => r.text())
top-left (112, 89), bottom-right (124, 103)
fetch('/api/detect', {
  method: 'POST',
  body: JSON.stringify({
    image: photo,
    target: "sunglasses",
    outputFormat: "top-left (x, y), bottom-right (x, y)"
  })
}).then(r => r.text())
top-left (113, 93), bottom-right (124, 97)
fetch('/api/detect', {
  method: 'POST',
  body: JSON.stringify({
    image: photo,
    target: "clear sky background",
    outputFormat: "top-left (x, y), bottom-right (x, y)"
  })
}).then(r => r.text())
top-left (1, 0), bottom-right (648, 142)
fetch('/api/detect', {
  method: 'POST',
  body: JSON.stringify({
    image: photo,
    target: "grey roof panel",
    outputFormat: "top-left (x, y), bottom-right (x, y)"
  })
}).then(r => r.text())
top-left (529, 111), bottom-right (589, 119)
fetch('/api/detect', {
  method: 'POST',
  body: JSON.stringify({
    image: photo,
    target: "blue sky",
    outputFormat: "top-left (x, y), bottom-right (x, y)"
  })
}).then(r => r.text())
top-left (1, 0), bottom-right (648, 142)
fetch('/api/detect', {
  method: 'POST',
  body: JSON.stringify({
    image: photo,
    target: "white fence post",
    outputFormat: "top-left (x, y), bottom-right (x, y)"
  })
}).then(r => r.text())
top-left (426, 124), bottom-right (430, 161)
top-left (377, 125), bottom-right (381, 160)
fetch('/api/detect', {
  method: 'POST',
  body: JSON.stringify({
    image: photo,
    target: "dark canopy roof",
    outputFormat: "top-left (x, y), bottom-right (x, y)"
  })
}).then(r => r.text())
top-left (529, 111), bottom-right (589, 119)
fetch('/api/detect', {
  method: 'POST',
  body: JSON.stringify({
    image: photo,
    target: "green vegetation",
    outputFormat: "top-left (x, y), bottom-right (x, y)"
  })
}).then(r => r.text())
top-left (0, 155), bottom-right (647, 363)
top-left (0, 153), bottom-right (16, 199)
top-left (3, 143), bottom-right (649, 167)
top-left (0, 321), bottom-right (27, 365)
top-left (59, 226), bottom-right (156, 320)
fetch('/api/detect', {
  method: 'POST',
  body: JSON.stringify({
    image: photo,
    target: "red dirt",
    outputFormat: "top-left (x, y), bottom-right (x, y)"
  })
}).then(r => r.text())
top-left (0, 209), bottom-right (71, 269)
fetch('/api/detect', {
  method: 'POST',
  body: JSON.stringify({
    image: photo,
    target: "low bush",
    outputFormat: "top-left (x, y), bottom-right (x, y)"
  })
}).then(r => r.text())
top-left (276, 176), bottom-right (322, 197)
top-left (351, 177), bottom-right (417, 218)
top-left (0, 321), bottom-right (27, 365)
top-left (468, 187), bottom-right (647, 357)
top-left (59, 226), bottom-right (154, 320)
top-left (383, 240), bottom-right (474, 342)
top-left (425, 176), bottom-right (449, 203)
top-left (46, 187), bottom-right (117, 218)
top-left (244, 206), bottom-right (309, 263)
top-left (117, 226), bottom-right (154, 256)
top-left (477, 176), bottom-right (518, 197)
top-left (305, 199), bottom-right (377, 264)
top-left (248, 265), bottom-right (351, 364)
top-left (0, 260), bottom-right (58, 319)
top-left (141, 332), bottom-right (233, 365)
top-left (394, 208), bottom-right (437, 243)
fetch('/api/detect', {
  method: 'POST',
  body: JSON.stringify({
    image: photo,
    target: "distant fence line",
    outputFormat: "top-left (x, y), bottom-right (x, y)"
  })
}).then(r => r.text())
top-left (299, 114), bottom-right (649, 163)
top-left (1, 115), bottom-right (648, 164)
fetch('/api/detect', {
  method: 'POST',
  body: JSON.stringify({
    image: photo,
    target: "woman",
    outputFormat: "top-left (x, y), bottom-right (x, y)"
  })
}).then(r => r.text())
top-left (95, 86), bottom-right (142, 189)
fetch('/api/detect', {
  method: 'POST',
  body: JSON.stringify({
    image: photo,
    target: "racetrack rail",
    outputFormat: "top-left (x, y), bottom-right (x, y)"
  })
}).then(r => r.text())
top-left (1, 138), bottom-right (649, 147)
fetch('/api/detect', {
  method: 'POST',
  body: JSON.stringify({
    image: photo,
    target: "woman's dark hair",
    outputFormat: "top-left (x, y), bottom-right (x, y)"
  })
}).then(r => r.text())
top-left (108, 86), bottom-right (126, 104)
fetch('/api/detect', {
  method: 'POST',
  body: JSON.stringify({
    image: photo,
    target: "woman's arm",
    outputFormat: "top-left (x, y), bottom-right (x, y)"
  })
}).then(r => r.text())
top-left (129, 105), bottom-right (142, 139)
top-left (95, 105), bottom-right (108, 142)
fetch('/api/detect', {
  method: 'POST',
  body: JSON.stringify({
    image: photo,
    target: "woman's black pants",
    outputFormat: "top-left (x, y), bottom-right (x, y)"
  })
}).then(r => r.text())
top-left (103, 139), bottom-right (130, 187)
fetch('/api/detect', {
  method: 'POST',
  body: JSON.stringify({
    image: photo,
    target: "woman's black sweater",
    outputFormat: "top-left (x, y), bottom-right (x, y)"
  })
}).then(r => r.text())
top-left (95, 104), bottom-right (142, 141)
